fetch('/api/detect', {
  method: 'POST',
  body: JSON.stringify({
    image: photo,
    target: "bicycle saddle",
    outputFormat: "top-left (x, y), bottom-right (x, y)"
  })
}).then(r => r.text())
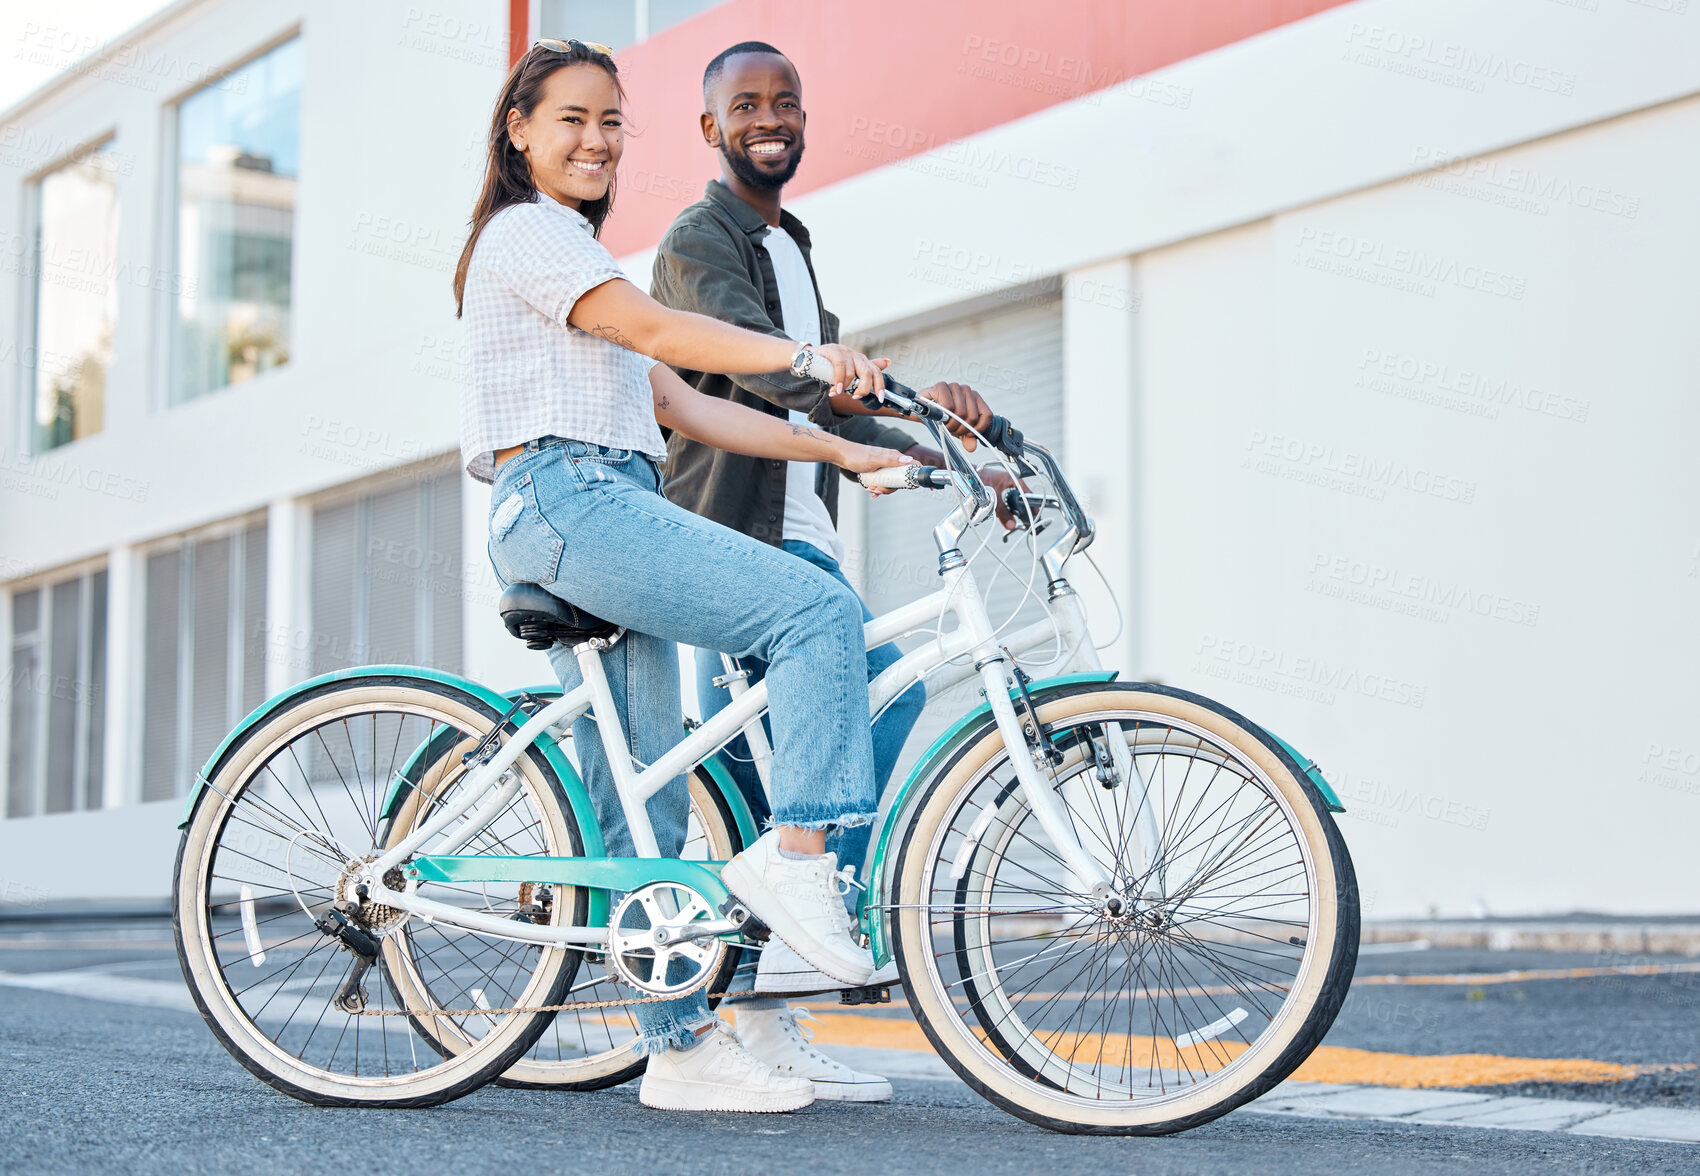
top-left (498, 583), bottom-right (620, 650)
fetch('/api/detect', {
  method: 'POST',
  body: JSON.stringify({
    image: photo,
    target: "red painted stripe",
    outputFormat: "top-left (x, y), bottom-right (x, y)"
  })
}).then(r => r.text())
top-left (507, 0), bottom-right (529, 73)
top-left (517, 0), bottom-right (1357, 254)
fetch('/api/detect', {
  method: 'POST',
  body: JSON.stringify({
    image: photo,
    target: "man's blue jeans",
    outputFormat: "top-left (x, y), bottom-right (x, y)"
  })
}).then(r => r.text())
top-left (485, 439), bottom-right (880, 1052)
top-left (696, 540), bottom-right (927, 893)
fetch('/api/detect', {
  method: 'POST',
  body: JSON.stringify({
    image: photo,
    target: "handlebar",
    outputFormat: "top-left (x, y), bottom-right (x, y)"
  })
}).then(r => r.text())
top-left (858, 464), bottom-right (950, 491)
top-left (800, 349), bottom-right (1092, 552)
top-left (803, 351), bottom-right (1027, 460)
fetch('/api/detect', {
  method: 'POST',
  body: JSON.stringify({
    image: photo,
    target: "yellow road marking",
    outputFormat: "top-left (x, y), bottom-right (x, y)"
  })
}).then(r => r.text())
top-left (797, 1011), bottom-right (1694, 1090)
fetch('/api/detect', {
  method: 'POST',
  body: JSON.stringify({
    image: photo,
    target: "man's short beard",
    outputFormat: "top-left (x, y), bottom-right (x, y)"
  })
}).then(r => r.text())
top-left (721, 139), bottom-right (804, 191)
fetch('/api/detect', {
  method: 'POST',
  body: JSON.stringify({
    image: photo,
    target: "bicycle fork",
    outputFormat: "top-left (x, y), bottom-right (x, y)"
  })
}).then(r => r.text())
top-left (974, 650), bottom-right (1123, 909)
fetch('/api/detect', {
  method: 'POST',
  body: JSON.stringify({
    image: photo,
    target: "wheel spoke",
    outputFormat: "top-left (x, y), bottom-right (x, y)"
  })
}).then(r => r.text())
top-left (907, 704), bottom-right (1347, 1120)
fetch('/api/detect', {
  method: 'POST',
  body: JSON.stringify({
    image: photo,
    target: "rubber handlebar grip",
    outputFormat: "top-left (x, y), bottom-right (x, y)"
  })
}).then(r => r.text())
top-left (858, 464), bottom-right (936, 490)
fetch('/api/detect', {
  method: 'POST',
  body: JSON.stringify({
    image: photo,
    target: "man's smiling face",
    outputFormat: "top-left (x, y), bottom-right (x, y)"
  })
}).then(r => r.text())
top-left (704, 52), bottom-right (806, 191)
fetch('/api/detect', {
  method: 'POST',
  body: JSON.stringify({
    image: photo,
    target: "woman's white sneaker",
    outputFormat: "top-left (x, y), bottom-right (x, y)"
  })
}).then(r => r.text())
top-left (638, 1020), bottom-right (815, 1113)
top-left (755, 938), bottom-right (901, 996)
top-left (721, 830), bottom-right (875, 987)
top-left (735, 1006), bottom-right (894, 1103)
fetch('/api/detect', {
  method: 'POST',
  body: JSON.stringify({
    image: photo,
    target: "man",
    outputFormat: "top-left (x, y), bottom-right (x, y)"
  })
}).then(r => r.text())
top-left (651, 40), bottom-right (1013, 1103)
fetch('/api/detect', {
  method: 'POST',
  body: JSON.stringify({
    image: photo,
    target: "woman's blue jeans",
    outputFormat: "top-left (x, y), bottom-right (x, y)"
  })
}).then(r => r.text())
top-left (695, 540), bottom-right (925, 884)
top-left (484, 438), bottom-right (878, 1052)
top-left (698, 541), bottom-right (926, 1001)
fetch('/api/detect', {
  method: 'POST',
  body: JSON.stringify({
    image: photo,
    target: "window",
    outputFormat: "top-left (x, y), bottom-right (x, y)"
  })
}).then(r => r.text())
top-left (140, 523), bottom-right (268, 802)
top-left (310, 469), bottom-right (463, 677)
top-left (169, 36), bottom-right (301, 405)
top-left (28, 139), bottom-right (122, 452)
top-left (539, 0), bottom-right (726, 51)
top-left (7, 568), bottom-right (107, 817)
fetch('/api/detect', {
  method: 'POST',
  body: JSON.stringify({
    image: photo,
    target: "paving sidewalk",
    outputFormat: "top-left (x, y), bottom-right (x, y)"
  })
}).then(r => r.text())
top-left (1362, 914), bottom-right (1700, 956)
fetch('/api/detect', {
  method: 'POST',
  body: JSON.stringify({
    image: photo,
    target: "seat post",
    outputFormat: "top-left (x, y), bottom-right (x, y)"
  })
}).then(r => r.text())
top-left (714, 654), bottom-right (775, 803)
top-left (574, 637), bottom-right (661, 858)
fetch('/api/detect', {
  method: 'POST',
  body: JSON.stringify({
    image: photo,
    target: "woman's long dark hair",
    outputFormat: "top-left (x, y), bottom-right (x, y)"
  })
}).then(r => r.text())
top-left (454, 43), bottom-right (623, 317)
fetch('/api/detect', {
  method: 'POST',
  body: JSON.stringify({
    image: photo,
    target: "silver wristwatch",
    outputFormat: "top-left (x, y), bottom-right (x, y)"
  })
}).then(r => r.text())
top-left (790, 341), bottom-right (815, 379)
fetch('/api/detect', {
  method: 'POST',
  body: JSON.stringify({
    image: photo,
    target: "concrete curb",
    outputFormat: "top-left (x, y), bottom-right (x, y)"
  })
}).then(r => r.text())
top-left (1363, 919), bottom-right (1700, 957)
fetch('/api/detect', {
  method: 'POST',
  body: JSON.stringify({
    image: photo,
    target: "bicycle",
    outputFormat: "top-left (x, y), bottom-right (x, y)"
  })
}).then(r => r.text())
top-left (172, 364), bottom-right (1359, 1134)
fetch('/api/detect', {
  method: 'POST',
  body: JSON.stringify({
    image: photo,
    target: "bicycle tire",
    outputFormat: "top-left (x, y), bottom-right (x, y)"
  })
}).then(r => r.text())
top-left (890, 682), bottom-right (1358, 1135)
top-left (173, 674), bottom-right (585, 1108)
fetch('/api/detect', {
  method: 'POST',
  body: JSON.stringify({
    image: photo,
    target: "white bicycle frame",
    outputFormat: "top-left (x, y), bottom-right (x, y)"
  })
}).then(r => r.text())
top-left (359, 421), bottom-right (1155, 950)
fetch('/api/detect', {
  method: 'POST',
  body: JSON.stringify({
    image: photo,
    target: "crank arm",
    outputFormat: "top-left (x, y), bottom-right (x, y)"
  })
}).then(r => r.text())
top-left (654, 917), bottom-right (746, 945)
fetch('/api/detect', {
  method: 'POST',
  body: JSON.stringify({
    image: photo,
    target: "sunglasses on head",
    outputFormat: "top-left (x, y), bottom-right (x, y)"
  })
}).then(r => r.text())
top-left (533, 37), bottom-right (615, 58)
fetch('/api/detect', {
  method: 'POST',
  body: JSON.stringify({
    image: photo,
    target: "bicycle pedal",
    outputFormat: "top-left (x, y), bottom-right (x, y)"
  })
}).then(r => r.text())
top-left (839, 985), bottom-right (891, 1006)
top-left (718, 898), bottom-right (771, 944)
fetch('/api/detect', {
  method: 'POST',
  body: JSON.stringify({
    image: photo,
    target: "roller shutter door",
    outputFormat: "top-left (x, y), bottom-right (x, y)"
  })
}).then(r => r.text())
top-left (855, 298), bottom-right (1065, 773)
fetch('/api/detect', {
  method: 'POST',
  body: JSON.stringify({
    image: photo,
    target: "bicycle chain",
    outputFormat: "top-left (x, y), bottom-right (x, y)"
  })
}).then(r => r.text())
top-left (350, 986), bottom-right (731, 1018)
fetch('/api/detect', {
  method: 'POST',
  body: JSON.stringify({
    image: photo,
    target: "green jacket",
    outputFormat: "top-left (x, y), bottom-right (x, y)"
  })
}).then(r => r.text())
top-left (650, 180), bottom-right (915, 547)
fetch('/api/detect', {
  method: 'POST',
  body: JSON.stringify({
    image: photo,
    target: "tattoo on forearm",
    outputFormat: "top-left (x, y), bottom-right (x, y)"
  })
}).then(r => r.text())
top-left (590, 323), bottom-right (638, 350)
top-left (790, 423), bottom-right (824, 439)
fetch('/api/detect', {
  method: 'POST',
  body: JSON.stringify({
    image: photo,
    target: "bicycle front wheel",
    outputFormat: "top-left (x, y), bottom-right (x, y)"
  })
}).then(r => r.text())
top-left (173, 674), bottom-right (586, 1108)
top-left (891, 682), bottom-right (1358, 1135)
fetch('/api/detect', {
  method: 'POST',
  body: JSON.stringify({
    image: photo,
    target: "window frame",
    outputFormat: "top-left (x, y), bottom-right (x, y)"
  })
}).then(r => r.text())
top-left (5, 558), bottom-right (110, 818)
top-left (17, 131), bottom-right (122, 460)
top-left (137, 511), bottom-right (268, 803)
top-left (306, 455), bottom-right (465, 676)
top-left (156, 27), bottom-right (304, 413)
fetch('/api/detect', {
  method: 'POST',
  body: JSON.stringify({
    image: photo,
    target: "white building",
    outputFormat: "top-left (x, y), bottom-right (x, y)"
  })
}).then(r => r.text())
top-left (2, 0), bottom-right (1697, 919)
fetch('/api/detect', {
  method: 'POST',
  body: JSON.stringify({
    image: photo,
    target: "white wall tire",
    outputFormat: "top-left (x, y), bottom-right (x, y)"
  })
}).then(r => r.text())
top-left (172, 676), bottom-right (582, 1108)
top-left (891, 683), bottom-right (1359, 1135)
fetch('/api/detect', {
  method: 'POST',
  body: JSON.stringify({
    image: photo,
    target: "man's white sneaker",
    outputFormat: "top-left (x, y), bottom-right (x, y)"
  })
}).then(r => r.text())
top-left (638, 1020), bottom-right (815, 1113)
top-left (756, 938), bottom-right (901, 996)
top-left (735, 1006), bottom-right (893, 1103)
top-left (721, 830), bottom-right (875, 987)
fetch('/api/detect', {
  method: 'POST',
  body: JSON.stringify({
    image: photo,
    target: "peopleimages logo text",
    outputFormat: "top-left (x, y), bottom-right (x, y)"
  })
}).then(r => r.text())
top-left (1342, 23), bottom-right (1578, 95)
top-left (1293, 227), bottom-right (1527, 300)
top-left (1244, 431), bottom-right (1477, 504)
top-left (1194, 634), bottom-right (1427, 708)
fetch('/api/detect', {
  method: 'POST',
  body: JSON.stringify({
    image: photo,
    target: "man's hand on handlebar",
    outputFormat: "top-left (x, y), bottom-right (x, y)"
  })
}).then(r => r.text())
top-left (978, 464), bottom-right (1021, 531)
top-left (917, 382), bottom-right (994, 452)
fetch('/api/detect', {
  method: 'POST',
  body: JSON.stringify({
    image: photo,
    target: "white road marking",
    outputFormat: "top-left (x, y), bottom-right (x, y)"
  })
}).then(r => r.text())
top-left (0, 967), bottom-right (197, 1013)
top-left (1356, 939), bottom-right (1432, 956)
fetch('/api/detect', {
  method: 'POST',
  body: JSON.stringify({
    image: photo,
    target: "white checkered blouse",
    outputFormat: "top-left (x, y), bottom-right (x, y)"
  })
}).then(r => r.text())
top-left (459, 192), bottom-right (665, 483)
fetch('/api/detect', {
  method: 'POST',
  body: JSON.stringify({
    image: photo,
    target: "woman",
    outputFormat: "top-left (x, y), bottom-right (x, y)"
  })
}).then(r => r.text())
top-left (454, 40), bottom-right (911, 1114)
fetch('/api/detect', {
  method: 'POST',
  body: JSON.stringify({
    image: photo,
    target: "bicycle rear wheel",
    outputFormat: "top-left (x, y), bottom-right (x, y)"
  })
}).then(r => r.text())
top-left (891, 682), bottom-right (1358, 1135)
top-left (173, 675), bottom-right (585, 1107)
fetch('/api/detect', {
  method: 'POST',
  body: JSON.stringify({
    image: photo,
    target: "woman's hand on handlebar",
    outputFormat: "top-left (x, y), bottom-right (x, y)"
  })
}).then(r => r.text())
top-left (813, 344), bottom-right (887, 398)
top-left (918, 381), bottom-right (994, 452)
top-left (833, 439), bottom-right (915, 495)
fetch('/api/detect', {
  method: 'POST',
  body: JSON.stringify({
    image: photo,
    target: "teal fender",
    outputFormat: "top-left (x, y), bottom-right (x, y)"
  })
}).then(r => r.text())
top-left (696, 751), bottom-right (762, 848)
top-left (176, 667), bottom-right (608, 866)
top-left (857, 673), bottom-right (1346, 965)
top-left (1262, 731), bottom-right (1345, 814)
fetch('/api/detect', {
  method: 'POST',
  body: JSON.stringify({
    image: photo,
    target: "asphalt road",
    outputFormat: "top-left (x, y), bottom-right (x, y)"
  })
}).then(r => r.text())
top-left (2, 924), bottom-right (1698, 1175)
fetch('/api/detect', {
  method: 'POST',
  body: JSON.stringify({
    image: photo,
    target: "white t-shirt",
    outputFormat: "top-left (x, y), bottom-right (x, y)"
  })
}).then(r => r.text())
top-left (759, 224), bottom-right (845, 563)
